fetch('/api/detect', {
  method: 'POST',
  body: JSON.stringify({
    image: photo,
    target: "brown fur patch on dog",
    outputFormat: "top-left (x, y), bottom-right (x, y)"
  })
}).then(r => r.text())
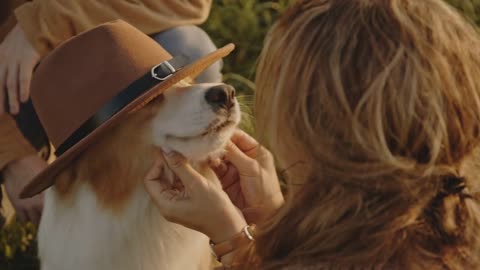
top-left (54, 163), bottom-right (78, 203)
top-left (54, 99), bottom-right (164, 213)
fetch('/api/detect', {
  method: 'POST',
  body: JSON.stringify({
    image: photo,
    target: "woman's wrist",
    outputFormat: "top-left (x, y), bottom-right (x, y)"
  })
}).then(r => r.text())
top-left (209, 215), bottom-right (248, 267)
top-left (209, 206), bottom-right (247, 243)
top-left (210, 224), bottom-right (256, 267)
top-left (242, 193), bottom-right (285, 224)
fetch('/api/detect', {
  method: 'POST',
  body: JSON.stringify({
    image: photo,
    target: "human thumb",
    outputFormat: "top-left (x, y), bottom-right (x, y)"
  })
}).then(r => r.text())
top-left (224, 141), bottom-right (259, 176)
top-left (161, 151), bottom-right (207, 193)
top-left (143, 162), bottom-right (191, 219)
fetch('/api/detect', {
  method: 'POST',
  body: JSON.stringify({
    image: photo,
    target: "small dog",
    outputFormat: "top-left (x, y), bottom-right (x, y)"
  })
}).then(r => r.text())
top-left (37, 82), bottom-right (241, 270)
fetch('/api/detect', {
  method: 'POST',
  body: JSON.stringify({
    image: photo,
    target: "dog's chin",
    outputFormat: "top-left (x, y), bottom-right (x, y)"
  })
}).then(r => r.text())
top-left (160, 124), bottom-right (236, 162)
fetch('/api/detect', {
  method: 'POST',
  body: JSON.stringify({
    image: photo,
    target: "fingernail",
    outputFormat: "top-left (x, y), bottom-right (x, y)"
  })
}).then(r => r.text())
top-left (209, 158), bottom-right (222, 168)
top-left (162, 150), bottom-right (174, 158)
top-left (213, 162), bottom-right (228, 176)
top-left (161, 146), bottom-right (172, 155)
top-left (226, 141), bottom-right (238, 151)
top-left (218, 162), bottom-right (227, 171)
top-left (162, 150), bottom-right (182, 160)
top-left (220, 164), bottom-right (228, 176)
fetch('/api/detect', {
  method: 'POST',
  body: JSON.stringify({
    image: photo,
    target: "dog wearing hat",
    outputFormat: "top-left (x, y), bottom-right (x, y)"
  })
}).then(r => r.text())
top-left (19, 21), bottom-right (239, 270)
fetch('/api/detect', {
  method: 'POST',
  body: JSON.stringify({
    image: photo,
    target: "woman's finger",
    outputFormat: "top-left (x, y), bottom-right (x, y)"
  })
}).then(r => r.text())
top-left (144, 175), bottom-right (170, 202)
top-left (144, 174), bottom-right (192, 220)
top-left (144, 159), bottom-right (164, 182)
top-left (230, 129), bottom-right (259, 158)
top-left (212, 160), bottom-right (228, 178)
top-left (224, 180), bottom-right (241, 199)
top-left (231, 130), bottom-right (275, 169)
top-left (208, 157), bottom-right (222, 168)
top-left (144, 159), bottom-right (169, 200)
top-left (256, 146), bottom-right (276, 169)
top-left (6, 64), bottom-right (20, 114)
top-left (19, 60), bottom-right (33, 103)
top-left (161, 151), bottom-right (206, 193)
top-left (224, 141), bottom-right (259, 175)
top-left (218, 163), bottom-right (239, 189)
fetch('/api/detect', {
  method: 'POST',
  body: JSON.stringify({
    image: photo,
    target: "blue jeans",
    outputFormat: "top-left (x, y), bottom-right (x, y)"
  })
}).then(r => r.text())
top-left (150, 25), bottom-right (223, 83)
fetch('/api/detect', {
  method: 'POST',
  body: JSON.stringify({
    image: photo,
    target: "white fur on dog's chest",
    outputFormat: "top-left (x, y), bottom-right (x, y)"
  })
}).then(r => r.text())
top-left (36, 82), bottom-right (241, 270)
top-left (38, 182), bottom-right (211, 270)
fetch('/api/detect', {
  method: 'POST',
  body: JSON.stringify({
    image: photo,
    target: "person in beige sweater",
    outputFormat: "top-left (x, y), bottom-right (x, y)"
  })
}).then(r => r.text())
top-left (0, 0), bottom-right (217, 225)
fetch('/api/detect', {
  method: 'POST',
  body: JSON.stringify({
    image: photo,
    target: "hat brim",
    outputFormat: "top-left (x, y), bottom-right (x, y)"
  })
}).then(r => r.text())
top-left (20, 43), bottom-right (235, 198)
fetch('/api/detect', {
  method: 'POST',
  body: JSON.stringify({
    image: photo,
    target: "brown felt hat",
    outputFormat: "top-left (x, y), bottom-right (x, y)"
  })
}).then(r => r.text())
top-left (20, 20), bottom-right (235, 198)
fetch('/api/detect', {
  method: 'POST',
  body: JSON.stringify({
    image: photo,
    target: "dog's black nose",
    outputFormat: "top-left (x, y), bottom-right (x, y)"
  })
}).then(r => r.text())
top-left (205, 85), bottom-right (236, 110)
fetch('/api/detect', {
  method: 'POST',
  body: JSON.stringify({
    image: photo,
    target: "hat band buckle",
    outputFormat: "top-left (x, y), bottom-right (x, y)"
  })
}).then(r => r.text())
top-left (54, 55), bottom-right (189, 157)
top-left (151, 61), bottom-right (176, 81)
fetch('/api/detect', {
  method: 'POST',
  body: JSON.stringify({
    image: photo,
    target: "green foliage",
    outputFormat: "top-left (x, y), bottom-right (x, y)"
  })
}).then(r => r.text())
top-left (447, 0), bottom-right (480, 24)
top-left (0, 220), bottom-right (38, 269)
top-left (203, 0), bottom-right (292, 95)
top-left (2, 0), bottom-right (480, 269)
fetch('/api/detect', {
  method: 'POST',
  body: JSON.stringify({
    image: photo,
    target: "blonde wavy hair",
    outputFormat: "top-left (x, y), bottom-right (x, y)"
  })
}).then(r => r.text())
top-left (251, 0), bottom-right (480, 269)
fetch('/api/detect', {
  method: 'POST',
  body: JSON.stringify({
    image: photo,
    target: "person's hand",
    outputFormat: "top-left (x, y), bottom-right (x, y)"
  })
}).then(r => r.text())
top-left (144, 151), bottom-right (247, 244)
top-left (3, 155), bottom-right (46, 225)
top-left (0, 24), bottom-right (41, 115)
top-left (212, 130), bottom-right (284, 224)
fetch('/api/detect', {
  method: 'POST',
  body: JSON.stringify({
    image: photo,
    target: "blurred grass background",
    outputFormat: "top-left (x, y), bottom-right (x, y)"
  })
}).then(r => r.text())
top-left (1, 0), bottom-right (480, 268)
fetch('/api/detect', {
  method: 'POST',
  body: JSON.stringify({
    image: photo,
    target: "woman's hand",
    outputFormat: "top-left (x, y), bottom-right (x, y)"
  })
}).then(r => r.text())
top-left (3, 155), bottom-right (46, 225)
top-left (213, 130), bottom-right (284, 224)
top-left (144, 151), bottom-right (247, 243)
top-left (0, 24), bottom-right (41, 114)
